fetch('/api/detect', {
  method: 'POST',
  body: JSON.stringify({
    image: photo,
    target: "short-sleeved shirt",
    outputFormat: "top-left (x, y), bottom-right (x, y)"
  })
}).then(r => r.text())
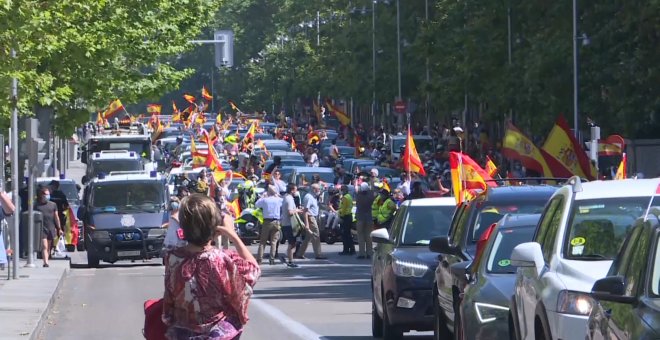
top-left (256, 196), bottom-right (283, 219)
top-left (35, 201), bottom-right (58, 234)
top-left (280, 194), bottom-right (296, 227)
top-left (302, 193), bottom-right (319, 217)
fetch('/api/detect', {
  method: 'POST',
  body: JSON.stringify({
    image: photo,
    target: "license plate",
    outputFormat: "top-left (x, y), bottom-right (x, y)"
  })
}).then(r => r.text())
top-left (117, 250), bottom-right (141, 257)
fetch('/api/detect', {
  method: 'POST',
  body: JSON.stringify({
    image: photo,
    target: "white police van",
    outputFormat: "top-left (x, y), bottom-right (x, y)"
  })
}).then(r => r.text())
top-left (83, 150), bottom-right (143, 184)
top-left (77, 170), bottom-right (169, 268)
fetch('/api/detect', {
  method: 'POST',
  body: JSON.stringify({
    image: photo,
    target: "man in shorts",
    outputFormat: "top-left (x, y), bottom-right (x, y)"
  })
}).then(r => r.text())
top-left (280, 183), bottom-right (304, 268)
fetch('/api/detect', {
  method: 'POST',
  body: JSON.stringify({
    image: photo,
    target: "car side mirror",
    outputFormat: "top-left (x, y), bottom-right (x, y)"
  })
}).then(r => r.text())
top-left (591, 276), bottom-right (636, 304)
top-left (429, 236), bottom-right (455, 255)
top-left (371, 228), bottom-right (391, 244)
top-left (511, 242), bottom-right (545, 275)
top-left (450, 261), bottom-right (473, 283)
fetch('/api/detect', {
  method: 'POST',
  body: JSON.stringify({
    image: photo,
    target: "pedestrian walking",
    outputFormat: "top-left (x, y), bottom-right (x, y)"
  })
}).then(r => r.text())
top-left (255, 186), bottom-right (283, 265)
top-left (296, 184), bottom-right (327, 260)
top-left (338, 185), bottom-right (355, 255)
top-left (355, 183), bottom-right (375, 259)
top-left (34, 187), bottom-right (62, 267)
top-left (0, 188), bottom-right (15, 269)
top-left (280, 183), bottom-right (305, 267)
top-left (163, 194), bottom-right (260, 339)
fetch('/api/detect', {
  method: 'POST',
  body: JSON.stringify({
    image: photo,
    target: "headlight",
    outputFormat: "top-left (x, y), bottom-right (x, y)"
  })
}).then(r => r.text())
top-left (557, 290), bottom-right (593, 315)
top-left (392, 259), bottom-right (428, 277)
top-left (91, 230), bottom-right (111, 242)
top-left (147, 228), bottom-right (167, 239)
top-left (474, 302), bottom-right (509, 324)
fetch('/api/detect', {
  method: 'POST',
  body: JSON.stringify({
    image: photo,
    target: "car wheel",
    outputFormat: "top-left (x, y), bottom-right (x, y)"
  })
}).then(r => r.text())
top-left (534, 316), bottom-right (551, 340)
top-left (87, 252), bottom-right (100, 268)
top-left (372, 295), bottom-right (383, 338)
top-left (382, 297), bottom-right (403, 340)
top-left (433, 292), bottom-right (451, 340)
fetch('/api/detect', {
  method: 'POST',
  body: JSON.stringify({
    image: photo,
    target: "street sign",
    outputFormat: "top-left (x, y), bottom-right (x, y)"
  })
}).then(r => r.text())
top-left (214, 30), bottom-right (234, 68)
top-left (394, 100), bottom-right (406, 114)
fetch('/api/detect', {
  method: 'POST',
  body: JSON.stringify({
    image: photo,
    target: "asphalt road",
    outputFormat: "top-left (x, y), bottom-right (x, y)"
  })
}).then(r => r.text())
top-left (38, 244), bottom-right (432, 340)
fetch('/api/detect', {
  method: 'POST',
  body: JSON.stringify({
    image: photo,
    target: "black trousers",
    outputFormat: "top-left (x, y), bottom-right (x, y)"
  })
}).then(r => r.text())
top-left (340, 215), bottom-right (355, 253)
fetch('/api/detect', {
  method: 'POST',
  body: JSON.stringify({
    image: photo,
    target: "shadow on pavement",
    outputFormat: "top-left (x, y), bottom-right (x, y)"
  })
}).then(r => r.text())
top-left (256, 281), bottom-right (368, 302)
top-left (320, 336), bottom-right (432, 340)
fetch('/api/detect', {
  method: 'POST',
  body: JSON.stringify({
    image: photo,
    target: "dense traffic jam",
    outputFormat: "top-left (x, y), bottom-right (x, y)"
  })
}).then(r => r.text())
top-left (67, 106), bottom-right (657, 340)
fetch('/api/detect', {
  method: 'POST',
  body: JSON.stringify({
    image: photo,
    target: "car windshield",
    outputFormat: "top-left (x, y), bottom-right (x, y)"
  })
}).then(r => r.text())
top-left (487, 226), bottom-right (536, 274)
top-left (472, 203), bottom-right (546, 243)
top-left (400, 205), bottom-right (455, 246)
top-left (92, 160), bottom-right (142, 176)
top-left (58, 183), bottom-right (80, 204)
top-left (393, 138), bottom-right (434, 154)
top-left (92, 182), bottom-right (165, 212)
top-left (564, 197), bottom-right (651, 261)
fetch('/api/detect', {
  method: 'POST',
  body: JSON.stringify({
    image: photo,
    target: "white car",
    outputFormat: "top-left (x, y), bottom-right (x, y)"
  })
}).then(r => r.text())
top-left (510, 177), bottom-right (660, 340)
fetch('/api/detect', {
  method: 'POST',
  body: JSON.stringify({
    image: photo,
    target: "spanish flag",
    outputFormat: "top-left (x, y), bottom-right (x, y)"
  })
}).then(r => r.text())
top-left (308, 132), bottom-right (320, 145)
top-left (325, 100), bottom-right (351, 126)
top-left (96, 112), bottom-right (104, 125)
top-left (147, 104), bottom-right (162, 115)
top-left (201, 86), bottom-right (213, 101)
top-left (183, 94), bottom-right (196, 104)
top-left (103, 99), bottom-right (124, 120)
top-left (541, 116), bottom-right (597, 180)
top-left (172, 100), bottom-right (179, 114)
top-left (172, 111), bottom-right (181, 122)
top-left (502, 123), bottom-right (554, 177)
top-left (485, 156), bottom-right (498, 178)
top-left (291, 138), bottom-right (297, 151)
top-left (151, 118), bottom-right (164, 144)
top-left (202, 131), bottom-right (223, 171)
top-left (191, 139), bottom-right (207, 168)
top-left (228, 197), bottom-right (242, 218)
top-left (244, 122), bottom-right (256, 141)
top-left (614, 153), bottom-right (626, 180)
top-left (449, 151), bottom-right (497, 204)
top-left (382, 178), bottom-right (391, 193)
top-left (228, 100), bottom-right (239, 112)
top-left (216, 113), bottom-right (222, 124)
top-left (402, 127), bottom-right (426, 176)
top-left (63, 207), bottom-right (79, 246)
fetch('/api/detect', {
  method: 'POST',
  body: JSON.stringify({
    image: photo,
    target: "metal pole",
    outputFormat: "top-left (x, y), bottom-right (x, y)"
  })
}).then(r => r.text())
top-left (10, 49), bottom-right (20, 278)
top-left (396, 0), bottom-right (402, 101)
top-left (507, 6), bottom-right (512, 65)
top-left (316, 11), bottom-right (320, 47)
top-left (211, 66), bottom-right (215, 113)
top-left (372, 0), bottom-right (377, 130)
top-left (425, 0), bottom-right (431, 133)
top-left (572, 0), bottom-right (579, 137)
top-left (26, 161), bottom-right (35, 267)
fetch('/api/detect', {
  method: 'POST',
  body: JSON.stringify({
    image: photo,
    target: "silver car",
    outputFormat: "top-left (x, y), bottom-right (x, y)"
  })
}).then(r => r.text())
top-left (452, 214), bottom-right (540, 340)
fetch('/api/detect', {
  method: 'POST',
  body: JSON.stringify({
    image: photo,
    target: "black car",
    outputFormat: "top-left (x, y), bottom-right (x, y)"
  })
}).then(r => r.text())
top-left (452, 214), bottom-right (540, 340)
top-left (428, 185), bottom-right (556, 340)
top-left (371, 197), bottom-right (457, 339)
top-left (78, 172), bottom-right (169, 267)
top-left (586, 207), bottom-right (660, 340)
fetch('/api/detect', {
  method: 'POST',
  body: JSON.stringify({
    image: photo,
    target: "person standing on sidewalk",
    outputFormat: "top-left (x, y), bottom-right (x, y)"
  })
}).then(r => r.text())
top-left (0, 188), bottom-right (16, 269)
top-left (338, 185), bottom-right (355, 255)
top-left (34, 187), bottom-right (62, 267)
top-left (255, 186), bottom-right (283, 265)
top-left (354, 183), bottom-right (375, 259)
top-left (296, 184), bottom-right (327, 260)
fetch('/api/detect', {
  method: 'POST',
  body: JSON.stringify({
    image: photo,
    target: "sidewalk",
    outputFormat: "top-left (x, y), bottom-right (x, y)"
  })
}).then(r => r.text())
top-left (0, 258), bottom-right (69, 340)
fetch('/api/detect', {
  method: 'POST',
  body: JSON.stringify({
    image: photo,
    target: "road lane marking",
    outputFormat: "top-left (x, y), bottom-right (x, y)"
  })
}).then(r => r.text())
top-left (250, 297), bottom-right (323, 340)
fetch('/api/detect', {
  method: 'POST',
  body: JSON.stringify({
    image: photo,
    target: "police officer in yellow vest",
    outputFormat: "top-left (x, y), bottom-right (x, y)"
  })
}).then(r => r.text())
top-left (373, 188), bottom-right (397, 229)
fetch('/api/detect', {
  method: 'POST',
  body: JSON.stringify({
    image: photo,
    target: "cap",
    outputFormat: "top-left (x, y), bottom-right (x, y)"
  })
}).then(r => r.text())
top-left (370, 168), bottom-right (379, 177)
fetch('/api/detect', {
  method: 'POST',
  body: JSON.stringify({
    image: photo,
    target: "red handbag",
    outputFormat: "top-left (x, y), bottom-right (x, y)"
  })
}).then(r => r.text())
top-left (143, 299), bottom-right (167, 340)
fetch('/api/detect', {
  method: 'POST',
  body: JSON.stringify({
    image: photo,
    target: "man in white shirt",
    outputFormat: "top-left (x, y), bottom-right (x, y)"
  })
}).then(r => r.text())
top-left (397, 172), bottom-right (411, 196)
top-left (280, 183), bottom-right (305, 267)
top-left (255, 186), bottom-right (283, 265)
top-left (295, 184), bottom-right (326, 260)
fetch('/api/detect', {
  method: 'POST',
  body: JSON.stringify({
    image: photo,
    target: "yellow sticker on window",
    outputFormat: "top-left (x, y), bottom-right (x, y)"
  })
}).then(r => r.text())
top-left (570, 237), bottom-right (586, 246)
top-left (498, 259), bottom-right (511, 267)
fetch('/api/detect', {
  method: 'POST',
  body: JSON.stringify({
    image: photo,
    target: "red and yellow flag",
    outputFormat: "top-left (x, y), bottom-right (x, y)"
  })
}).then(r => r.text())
top-left (103, 99), bottom-right (124, 120)
top-left (291, 138), bottom-right (297, 151)
top-left (541, 116), bottom-right (596, 180)
top-left (63, 207), bottom-right (78, 246)
top-left (614, 153), bottom-right (626, 180)
top-left (201, 86), bottom-right (213, 101)
top-left (325, 100), bottom-right (351, 126)
top-left (228, 197), bottom-right (242, 218)
top-left (151, 117), bottom-right (164, 144)
top-left (598, 135), bottom-right (625, 157)
top-left (382, 178), bottom-right (391, 193)
top-left (190, 138), bottom-right (208, 168)
top-left (502, 123), bottom-right (554, 177)
top-left (485, 156), bottom-right (498, 178)
top-left (172, 100), bottom-right (179, 114)
top-left (216, 113), bottom-right (222, 124)
top-left (402, 127), bottom-right (426, 176)
top-left (449, 151), bottom-right (497, 204)
top-left (147, 104), bottom-right (162, 115)
top-left (228, 100), bottom-right (239, 111)
top-left (183, 94), bottom-right (196, 104)
top-left (96, 112), bottom-right (104, 125)
top-left (202, 131), bottom-right (223, 171)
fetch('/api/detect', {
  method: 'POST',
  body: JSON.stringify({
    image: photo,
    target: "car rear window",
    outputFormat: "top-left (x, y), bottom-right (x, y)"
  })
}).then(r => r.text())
top-left (400, 205), bottom-right (455, 246)
top-left (487, 226), bottom-right (536, 273)
top-left (471, 203), bottom-right (546, 242)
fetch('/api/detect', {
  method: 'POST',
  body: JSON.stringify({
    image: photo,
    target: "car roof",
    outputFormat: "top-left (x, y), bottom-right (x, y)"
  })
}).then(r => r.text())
top-left (574, 178), bottom-right (660, 200)
top-left (480, 185), bottom-right (558, 202)
top-left (91, 172), bottom-right (164, 183)
top-left (403, 197), bottom-right (457, 207)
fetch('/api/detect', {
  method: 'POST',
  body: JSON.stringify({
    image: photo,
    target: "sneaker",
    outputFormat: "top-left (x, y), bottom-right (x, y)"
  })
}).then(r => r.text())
top-left (286, 262), bottom-right (299, 268)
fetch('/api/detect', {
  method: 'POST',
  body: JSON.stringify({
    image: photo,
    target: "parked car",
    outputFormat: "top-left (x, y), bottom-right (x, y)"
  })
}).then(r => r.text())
top-left (586, 206), bottom-right (660, 340)
top-left (429, 185), bottom-right (557, 340)
top-left (371, 197), bottom-right (457, 339)
top-left (452, 214), bottom-right (540, 340)
top-left (510, 177), bottom-right (660, 340)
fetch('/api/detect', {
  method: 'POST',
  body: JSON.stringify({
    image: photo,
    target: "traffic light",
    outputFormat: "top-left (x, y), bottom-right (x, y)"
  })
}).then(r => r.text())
top-left (26, 118), bottom-right (48, 174)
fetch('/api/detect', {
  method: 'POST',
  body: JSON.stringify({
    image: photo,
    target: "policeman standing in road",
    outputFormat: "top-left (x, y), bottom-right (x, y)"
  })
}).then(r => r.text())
top-left (338, 186), bottom-right (355, 255)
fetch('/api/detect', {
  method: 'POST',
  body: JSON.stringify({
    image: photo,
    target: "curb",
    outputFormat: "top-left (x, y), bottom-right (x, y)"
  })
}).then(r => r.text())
top-left (30, 258), bottom-right (70, 340)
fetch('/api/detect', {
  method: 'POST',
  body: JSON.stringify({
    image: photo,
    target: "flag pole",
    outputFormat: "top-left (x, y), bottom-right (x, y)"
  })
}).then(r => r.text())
top-left (459, 137), bottom-right (467, 202)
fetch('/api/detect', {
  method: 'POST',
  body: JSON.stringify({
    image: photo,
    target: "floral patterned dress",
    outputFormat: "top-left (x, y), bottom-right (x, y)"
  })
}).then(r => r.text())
top-left (162, 247), bottom-right (260, 339)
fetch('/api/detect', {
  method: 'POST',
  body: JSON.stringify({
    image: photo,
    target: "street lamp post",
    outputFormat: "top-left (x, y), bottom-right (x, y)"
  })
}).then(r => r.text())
top-left (425, 0), bottom-right (430, 132)
top-left (572, 0), bottom-right (579, 137)
top-left (372, 0), bottom-right (377, 129)
top-left (396, 0), bottom-right (402, 101)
